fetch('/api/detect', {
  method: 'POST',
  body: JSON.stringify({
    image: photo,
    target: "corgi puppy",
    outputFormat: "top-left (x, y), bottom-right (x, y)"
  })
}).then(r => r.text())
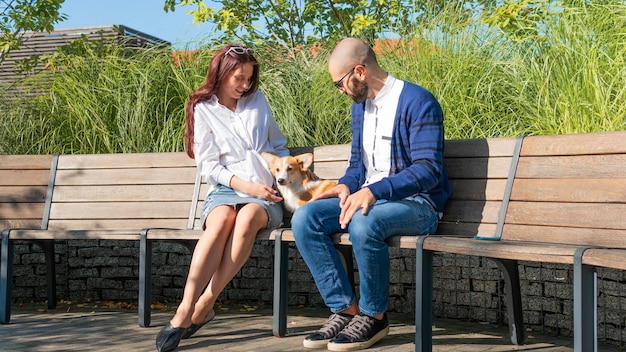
top-left (262, 152), bottom-right (337, 212)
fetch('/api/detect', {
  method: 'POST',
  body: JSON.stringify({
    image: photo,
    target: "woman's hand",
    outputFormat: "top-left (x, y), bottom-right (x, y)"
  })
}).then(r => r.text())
top-left (230, 176), bottom-right (282, 202)
top-left (248, 183), bottom-right (283, 202)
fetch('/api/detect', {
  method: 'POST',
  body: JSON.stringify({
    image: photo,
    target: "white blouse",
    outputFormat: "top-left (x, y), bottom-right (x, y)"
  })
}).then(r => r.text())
top-left (193, 90), bottom-right (289, 196)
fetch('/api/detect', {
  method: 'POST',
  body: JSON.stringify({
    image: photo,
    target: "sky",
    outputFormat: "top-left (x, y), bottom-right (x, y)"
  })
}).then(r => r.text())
top-left (56, 0), bottom-right (218, 49)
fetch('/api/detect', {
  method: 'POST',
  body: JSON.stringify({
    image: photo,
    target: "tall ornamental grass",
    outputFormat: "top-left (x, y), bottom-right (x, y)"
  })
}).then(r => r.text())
top-left (388, 2), bottom-right (626, 139)
top-left (0, 43), bottom-right (188, 154)
top-left (261, 47), bottom-right (351, 147)
top-left (46, 44), bottom-right (186, 154)
top-left (0, 2), bottom-right (624, 155)
top-left (513, 3), bottom-right (626, 135)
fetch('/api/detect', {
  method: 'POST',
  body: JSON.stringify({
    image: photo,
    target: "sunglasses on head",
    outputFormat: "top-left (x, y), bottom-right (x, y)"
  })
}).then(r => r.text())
top-left (224, 46), bottom-right (255, 57)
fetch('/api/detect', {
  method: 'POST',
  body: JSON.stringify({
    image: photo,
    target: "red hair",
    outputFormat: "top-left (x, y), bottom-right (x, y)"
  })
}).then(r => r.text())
top-left (184, 44), bottom-right (260, 158)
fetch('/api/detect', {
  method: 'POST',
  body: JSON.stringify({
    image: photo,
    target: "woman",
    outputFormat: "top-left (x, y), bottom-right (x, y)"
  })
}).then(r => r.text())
top-left (155, 44), bottom-right (289, 352)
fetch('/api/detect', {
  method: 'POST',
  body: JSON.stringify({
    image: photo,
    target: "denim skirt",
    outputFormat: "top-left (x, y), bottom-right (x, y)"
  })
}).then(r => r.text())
top-left (200, 184), bottom-right (284, 230)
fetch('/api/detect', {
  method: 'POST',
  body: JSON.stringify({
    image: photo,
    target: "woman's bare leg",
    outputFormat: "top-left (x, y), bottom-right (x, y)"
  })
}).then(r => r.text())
top-left (169, 205), bottom-right (237, 328)
top-left (190, 203), bottom-right (268, 324)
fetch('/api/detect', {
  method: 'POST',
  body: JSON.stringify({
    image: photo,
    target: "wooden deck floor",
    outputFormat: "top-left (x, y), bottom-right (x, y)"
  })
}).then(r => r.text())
top-left (0, 302), bottom-right (620, 351)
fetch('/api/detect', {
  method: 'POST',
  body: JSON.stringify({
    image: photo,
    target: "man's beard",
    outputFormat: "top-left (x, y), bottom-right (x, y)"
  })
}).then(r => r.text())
top-left (349, 78), bottom-right (368, 104)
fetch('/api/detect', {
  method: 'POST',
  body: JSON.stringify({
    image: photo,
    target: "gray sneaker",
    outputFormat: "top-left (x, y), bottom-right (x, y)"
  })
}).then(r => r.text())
top-left (303, 313), bottom-right (354, 349)
top-left (327, 313), bottom-right (389, 351)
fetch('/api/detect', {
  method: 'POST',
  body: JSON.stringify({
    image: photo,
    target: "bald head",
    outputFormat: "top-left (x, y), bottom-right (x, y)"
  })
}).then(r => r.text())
top-left (328, 37), bottom-right (379, 74)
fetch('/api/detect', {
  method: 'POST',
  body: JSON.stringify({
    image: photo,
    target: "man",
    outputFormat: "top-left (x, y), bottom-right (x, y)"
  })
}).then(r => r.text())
top-left (291, 37), bottom-right (451, 351)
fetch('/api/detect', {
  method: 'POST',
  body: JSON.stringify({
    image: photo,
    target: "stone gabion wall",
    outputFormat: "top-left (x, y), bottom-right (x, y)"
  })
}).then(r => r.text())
top-left (6, 240), bottom-right (626, 347)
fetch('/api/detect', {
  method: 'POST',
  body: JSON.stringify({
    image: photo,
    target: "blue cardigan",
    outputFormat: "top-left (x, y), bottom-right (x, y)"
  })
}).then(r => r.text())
top-left (338, 80), bottom-right (451, 213)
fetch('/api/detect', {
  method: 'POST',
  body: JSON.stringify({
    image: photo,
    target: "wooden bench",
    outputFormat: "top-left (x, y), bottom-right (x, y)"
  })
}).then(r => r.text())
top-left (1, 152), bottom-right (198, 324)
top-left (139, 137), bottom-right (522, 339)
top-left (1, 155), bottom-right (55, 311)
top-left (0, 138), bottom-right (522, 349)
top-left (4, 132), bottom-right (621, 352)
top-left (415, 130), bottom-right (626, 352)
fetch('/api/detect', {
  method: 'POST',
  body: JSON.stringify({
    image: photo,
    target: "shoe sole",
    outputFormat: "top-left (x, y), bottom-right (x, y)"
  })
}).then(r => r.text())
top-left (303, 338), bottom-right (331, 349)
top-left (326, 326), bottom-right (389, 351)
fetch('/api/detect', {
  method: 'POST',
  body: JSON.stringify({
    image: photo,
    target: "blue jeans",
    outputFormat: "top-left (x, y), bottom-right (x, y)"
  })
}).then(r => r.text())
top-left (291, 196), bottom-right (439, 317)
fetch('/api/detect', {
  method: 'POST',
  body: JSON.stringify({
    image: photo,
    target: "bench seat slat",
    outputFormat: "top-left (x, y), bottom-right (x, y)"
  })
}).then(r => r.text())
top-left (1, 219), bottom-right (44, 229)
top-left (520, 131), bottom-right (626, 156)
top-left (8, 229), bottom-right (142, 240)
top-left (0, 155), bottom-right (52, 169)
top-left (441, 200), bottom-right (502, 223)
top-left (52, 185), bottom-right (196, 202)
top-left (516, 155), bottom-right (626, 179)
top-left (512, 178), bottom-right (626, 203)
top-left (582, 249), bottom-right (626, 271)
top-left (312, 145), bottom-right (351, 161)
top-left (444, 137), bottom-right (520, 158)
top-left (54, 168), bottom-right (196, 185)
top-left (0, 186), bottom-right (49, 202)
top-left (48, 219), bottom-right (189, 230)
top-left (309, 162), bottom-right (347, 180)
top-left (505, 202), bottom-right (626, 230)
top-left (0, 203), bottom-right (46, 219)
top-left (0, 170), bottom-right (51, 186)
top-left (445, 156), bottom-right (514, 179)
top-left (502, 224), bottom-right (626, 247)
top-left (436, 222), bottom-right (497, 237)
top-left (56, 152), bottom-right (194, 169)
top-left (449, 179), bottom-right (507, 201)
top-left (50, 202), bottom-right (191, 219)
top-left (423, 237), bottom-right (581, 264)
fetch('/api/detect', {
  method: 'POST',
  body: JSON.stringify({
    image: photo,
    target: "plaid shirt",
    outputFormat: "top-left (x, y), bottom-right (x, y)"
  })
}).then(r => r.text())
top-left (338, 79), bottom-right (451, 212)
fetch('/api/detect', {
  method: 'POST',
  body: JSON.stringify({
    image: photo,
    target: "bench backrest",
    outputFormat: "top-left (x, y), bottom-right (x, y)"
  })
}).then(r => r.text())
top-left (193, 139), bottom-right (520, 238)
top-left (439, 137), bottom-right (521, 238)
top-left (502, 130), bottom-right (626, 246)
top-left (0, 155), bottom-right (54, 230)
top-left (46, 153), bottom-right (198, 230)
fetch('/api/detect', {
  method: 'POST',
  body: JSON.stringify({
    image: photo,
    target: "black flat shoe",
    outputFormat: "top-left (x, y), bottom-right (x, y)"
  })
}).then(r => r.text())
top-left (182, 309), bottom-right (216, 339)
top-left (156, 322), bottom-right (187, 352)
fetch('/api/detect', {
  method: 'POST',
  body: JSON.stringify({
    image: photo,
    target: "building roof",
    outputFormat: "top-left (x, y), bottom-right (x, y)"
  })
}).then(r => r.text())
top-left (0, 25), bottom-right (170, 97)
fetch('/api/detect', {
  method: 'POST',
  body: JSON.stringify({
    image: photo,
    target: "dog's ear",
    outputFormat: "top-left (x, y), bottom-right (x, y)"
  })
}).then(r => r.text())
top-left (261, 152), bottom-right (277, 168)
top-left (296, 153), bottom-right (313, 171)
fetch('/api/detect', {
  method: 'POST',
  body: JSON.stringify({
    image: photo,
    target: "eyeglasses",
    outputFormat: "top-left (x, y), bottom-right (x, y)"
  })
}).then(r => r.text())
top-left (224, 46), bottom-right (255, 57)
top-left (333, 67), bottom-right (356, 90)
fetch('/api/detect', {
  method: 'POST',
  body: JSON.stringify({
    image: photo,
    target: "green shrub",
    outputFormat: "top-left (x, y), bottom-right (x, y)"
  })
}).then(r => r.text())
top-left (0, 2), bottom-right (624, 154)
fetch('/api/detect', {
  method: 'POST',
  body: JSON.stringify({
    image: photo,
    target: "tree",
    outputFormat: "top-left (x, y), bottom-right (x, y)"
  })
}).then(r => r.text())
top-left (0, 0), bottom-right (66, 64)
top-left (163, 1), bottom-right (567, 48)
top-left (481, 0), bottom-right (553, 44)
top-left (163, 0), bottom-right (478, 47)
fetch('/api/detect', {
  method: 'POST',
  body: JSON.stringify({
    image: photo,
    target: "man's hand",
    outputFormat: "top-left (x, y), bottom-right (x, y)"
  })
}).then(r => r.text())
top-left (339, 187), bottom-right (375, 229)
top-left (311, 183), bottom-right (349, 201)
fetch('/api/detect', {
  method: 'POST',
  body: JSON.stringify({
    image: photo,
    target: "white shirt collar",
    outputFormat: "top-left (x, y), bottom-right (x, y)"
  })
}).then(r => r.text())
top-left (366, 73), bottom-right (396, 111)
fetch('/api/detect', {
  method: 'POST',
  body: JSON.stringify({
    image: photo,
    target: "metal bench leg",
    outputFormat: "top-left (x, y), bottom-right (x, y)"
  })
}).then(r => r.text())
top-left (1, 230), bottom-right (13, 324)
top-left (138, 230), bottom-right (152, 327)
top-left (492, 259), bottom-right (524, 345)
top-left (574, 247), bottom-right (597, 352)
top-left (35, 240), bottom-right (57, 309)
top-left (415, 235), bottom-right (433, 352)
top-left (273, 229), bottom-right (289, 337)
top-left (335, 244), bottom-right (355, 292)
